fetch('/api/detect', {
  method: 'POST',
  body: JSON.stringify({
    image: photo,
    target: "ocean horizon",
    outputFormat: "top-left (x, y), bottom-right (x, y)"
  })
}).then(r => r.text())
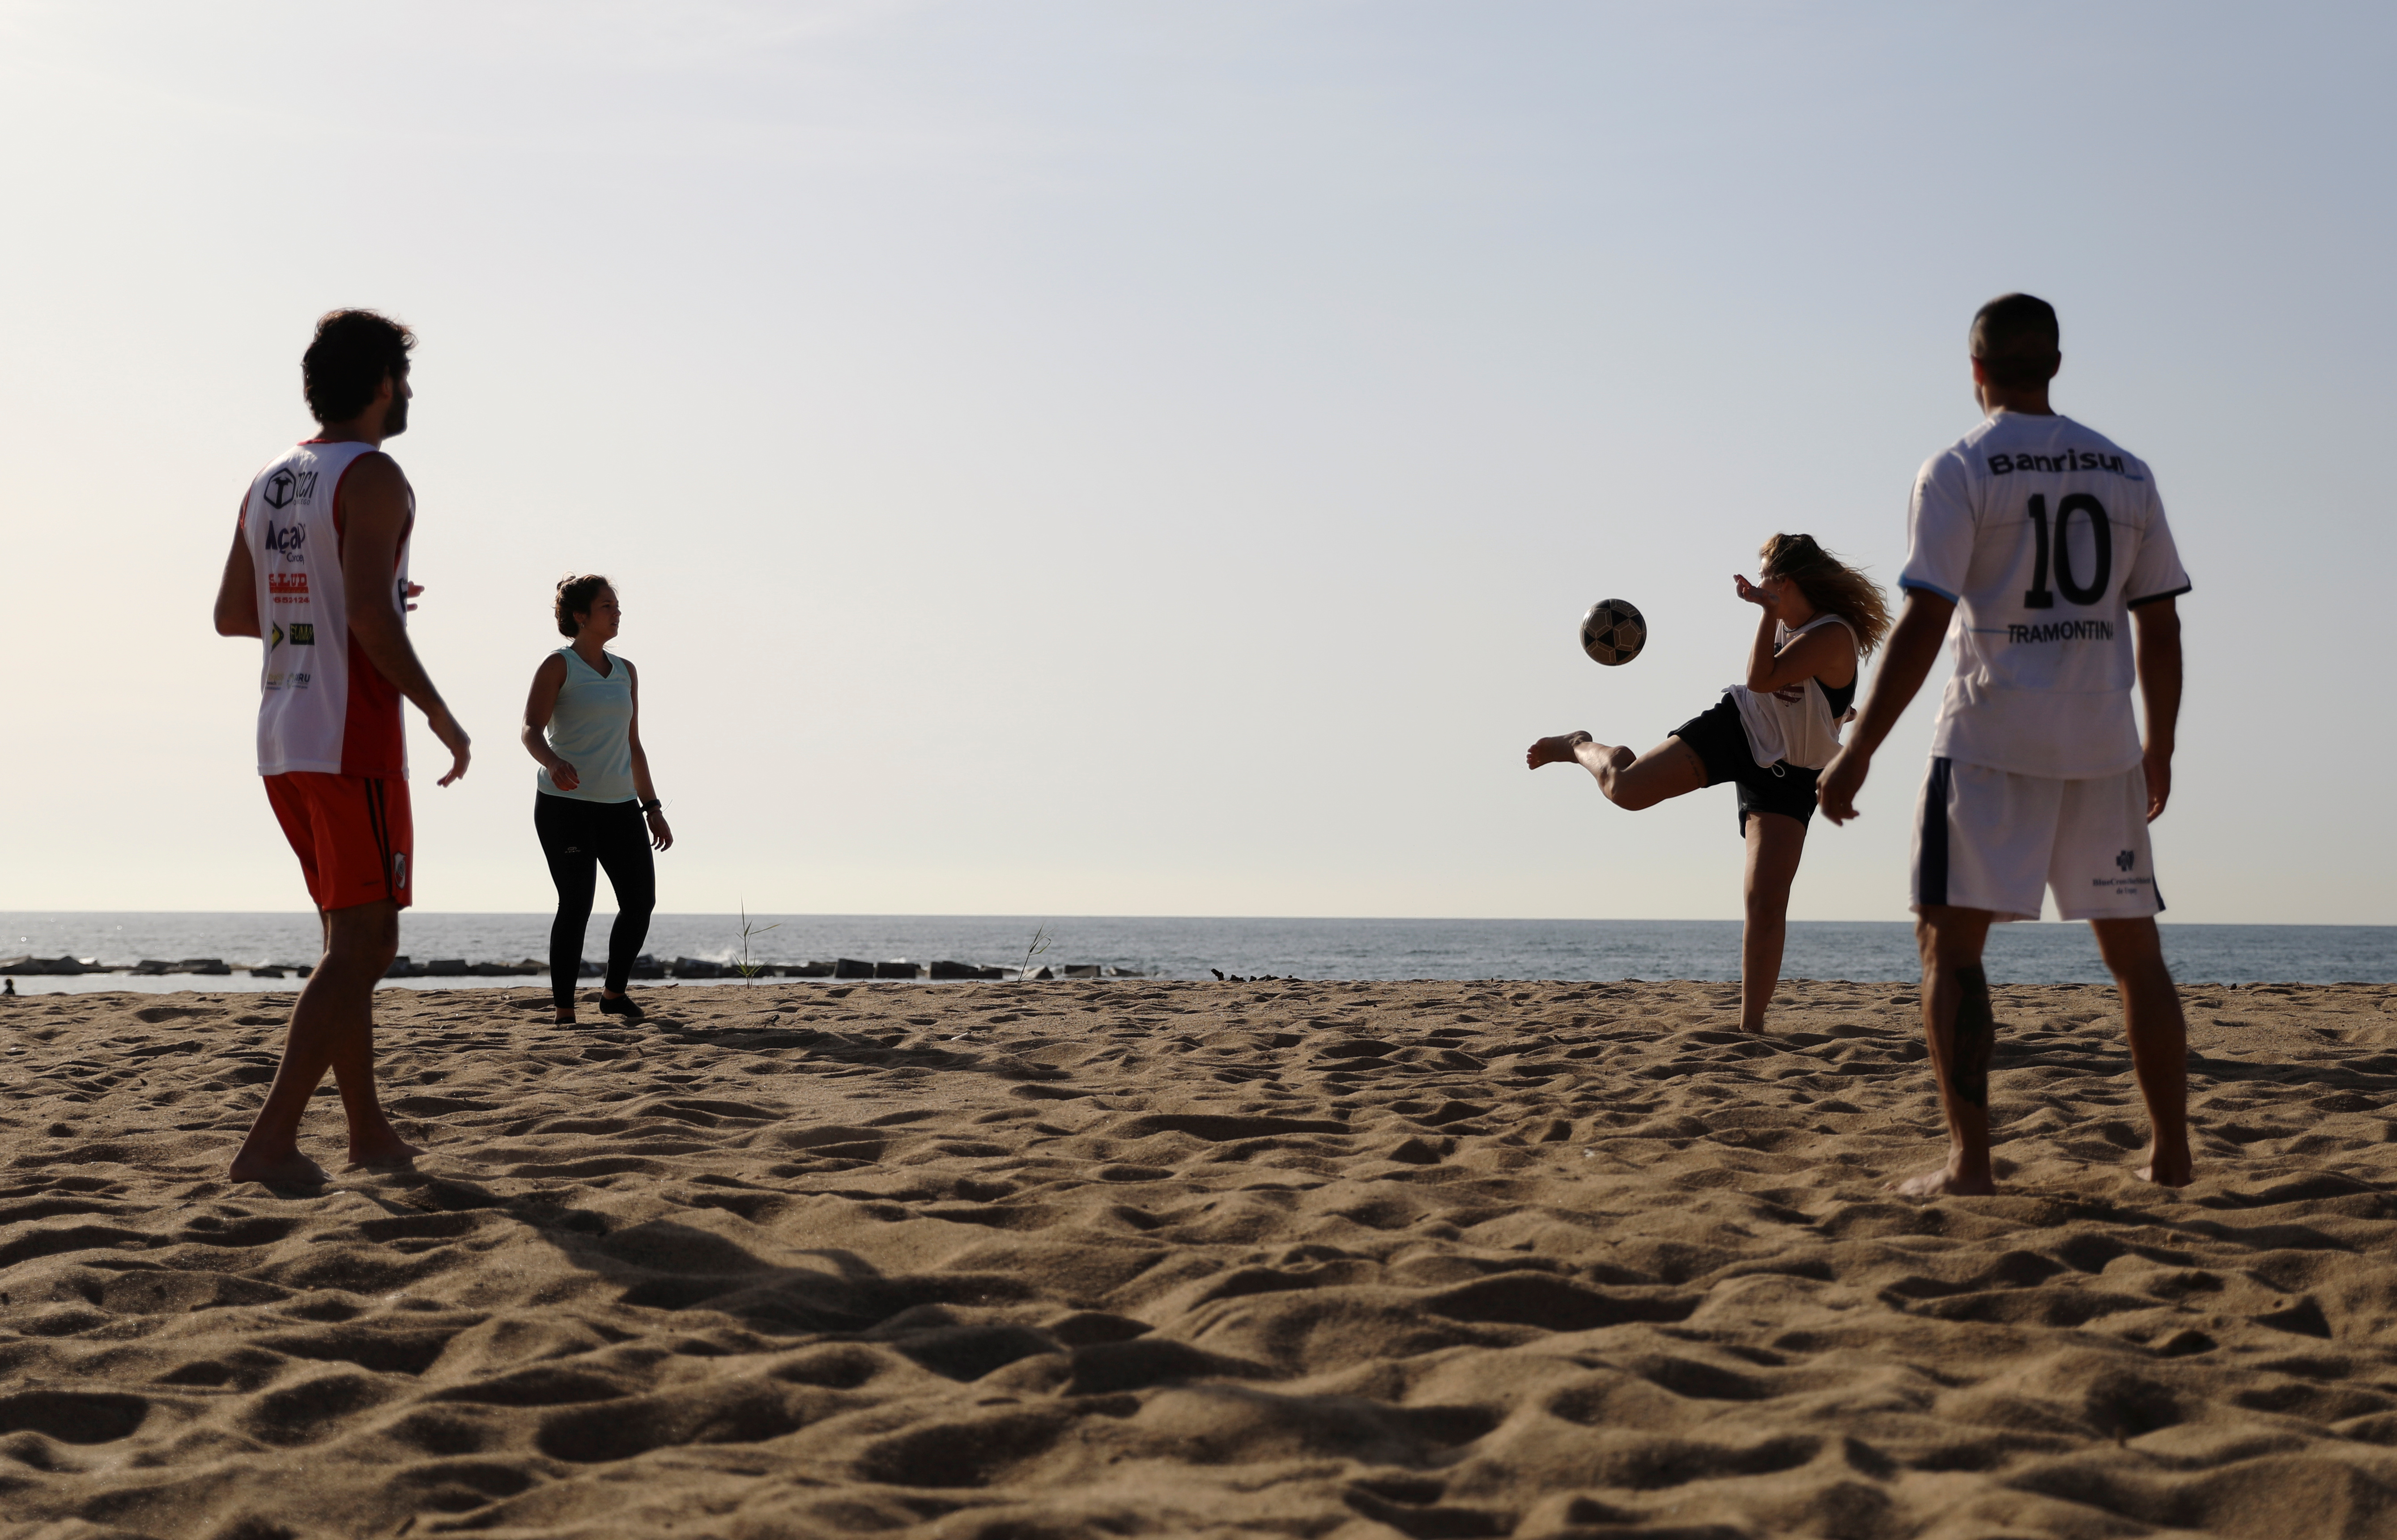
top-left (3, 911), bottom-right (2390, 992)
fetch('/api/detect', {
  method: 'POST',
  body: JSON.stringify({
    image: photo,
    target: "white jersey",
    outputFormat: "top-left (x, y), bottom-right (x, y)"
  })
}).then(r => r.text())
top-left (239, 440), bottom-right (413, 779)
top-left (1729, 613), bottom-right (1857, 770)
top-left (1900, 411), bottom-right (2189, 779)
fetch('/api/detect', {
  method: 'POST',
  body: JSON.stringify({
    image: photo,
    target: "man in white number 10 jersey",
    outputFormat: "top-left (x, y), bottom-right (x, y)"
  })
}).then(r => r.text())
top-left (1819, 294), bottom-right (2194, 1197)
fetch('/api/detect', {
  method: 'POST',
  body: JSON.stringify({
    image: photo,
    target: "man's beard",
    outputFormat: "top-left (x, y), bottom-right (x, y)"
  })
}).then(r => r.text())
top-left (383, 394), bottom-right (409, 436)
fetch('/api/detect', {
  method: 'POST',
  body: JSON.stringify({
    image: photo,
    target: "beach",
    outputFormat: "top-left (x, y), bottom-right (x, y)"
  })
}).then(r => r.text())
top-left (4, 977), bottom-right (2395, 1538)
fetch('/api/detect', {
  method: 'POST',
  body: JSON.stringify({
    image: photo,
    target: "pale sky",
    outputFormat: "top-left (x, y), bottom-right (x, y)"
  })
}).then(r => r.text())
top-left (2, 1), bottom-right (2389, 924)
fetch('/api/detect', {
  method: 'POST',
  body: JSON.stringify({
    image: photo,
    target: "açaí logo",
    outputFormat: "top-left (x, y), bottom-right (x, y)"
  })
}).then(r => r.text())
top-left (263, 519), bottom-right (307, 562)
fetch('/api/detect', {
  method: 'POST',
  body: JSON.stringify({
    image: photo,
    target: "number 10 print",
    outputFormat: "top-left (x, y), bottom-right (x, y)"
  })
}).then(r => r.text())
top-left (2022, 492), bottom-right (2112, 608)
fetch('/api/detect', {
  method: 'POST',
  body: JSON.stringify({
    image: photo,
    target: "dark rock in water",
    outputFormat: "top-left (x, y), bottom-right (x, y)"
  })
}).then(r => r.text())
top-left (294, 965), bottom-right (314, 978)
top-left (383, 956), bottom-right (421, 978)
top-left (928, 960), bottom-right (985, 980)
top-left (1063, 965), bottom-right (1102, 979)
top-left (629, 954), bottom-right (664, 980)
top-left (874, 961), bottom-right (921, 980)
top-left (180, 959), bottom-right (230, 976)
top-left (784, 961), bottom-right (833, 978)
top-left (671, 957), bottom-right (727, 979)
top-left (579, 959), bottom-right (603, 978)
top-left (425, 958), bottom-right (470, 977)
top-left (0, 957), bottom-right (85, 976)
top-left (1029, 966), bottom-right (1054, 981)
top-left (833, 958), bottom-right (874, 979)
top-left (249, 966), bottom-right (286, 979)
top-left (132, 960), bottom-right (177, 976)
top-left (1108, 966), bottom-right (1147, 977)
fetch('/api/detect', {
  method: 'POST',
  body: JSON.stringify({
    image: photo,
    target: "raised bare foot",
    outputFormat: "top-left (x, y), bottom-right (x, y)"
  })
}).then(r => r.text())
top-left (1528, 732), bottom-right (1594, 770)
top-left (1890, 1162), bottom-right (1996, 1197)
top-left (229, 1148), bottom-right (332, 1188)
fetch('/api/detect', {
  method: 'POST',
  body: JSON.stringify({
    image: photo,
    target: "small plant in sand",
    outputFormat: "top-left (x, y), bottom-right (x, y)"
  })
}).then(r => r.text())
top-left (1017, 924), bottom-right (1053, 982)
top-left (734, 905), bottom-right (781, 987)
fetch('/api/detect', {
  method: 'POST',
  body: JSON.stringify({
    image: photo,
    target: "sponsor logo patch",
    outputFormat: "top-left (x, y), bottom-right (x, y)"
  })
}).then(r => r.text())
top-left (261, 469), bottom-right (319, 510)
top-left (2115, 849), bottom-right (2136, 872)
top-left (268, 572), bottom-right (309, 604)
top-left (1986, 449), bottom-right (2142, 480)
top-left (262, 519), bottom-right (307, 561)
top-left (289, 623), bottom-right (313, 645)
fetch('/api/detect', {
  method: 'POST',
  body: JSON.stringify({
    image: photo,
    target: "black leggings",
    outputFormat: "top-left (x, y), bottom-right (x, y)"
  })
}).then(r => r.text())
top-left (534, 795), bottom-right (656, 1010)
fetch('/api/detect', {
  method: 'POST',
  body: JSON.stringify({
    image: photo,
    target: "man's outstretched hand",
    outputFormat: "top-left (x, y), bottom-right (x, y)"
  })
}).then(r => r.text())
top-left (428, 706), bottom-right (472, 787)
top-left (1818, 743), bottom-right (1869, 825)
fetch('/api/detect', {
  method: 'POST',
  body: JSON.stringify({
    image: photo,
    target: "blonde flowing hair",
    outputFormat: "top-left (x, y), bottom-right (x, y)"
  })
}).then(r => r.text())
top-left (1760, 534), bottom-right (1891, 656)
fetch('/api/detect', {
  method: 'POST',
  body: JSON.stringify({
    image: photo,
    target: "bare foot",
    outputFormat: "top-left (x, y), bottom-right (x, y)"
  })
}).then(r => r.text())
top-left (2136, 1147), bottom-right (2193, 1187)
top-left (347, 1132), bottom-right (425, 1170)
top-left (1890, 1162), bottom-right (1996, 1197)
top-left (228, 1148), bottom-right (332, 1188)
top-left (1528, 732), bottom-right (1594, 770)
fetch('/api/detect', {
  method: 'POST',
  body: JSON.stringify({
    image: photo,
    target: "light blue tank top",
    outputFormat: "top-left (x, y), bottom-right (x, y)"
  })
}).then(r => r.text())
top-left (537, 647), bottom-right (635, 803)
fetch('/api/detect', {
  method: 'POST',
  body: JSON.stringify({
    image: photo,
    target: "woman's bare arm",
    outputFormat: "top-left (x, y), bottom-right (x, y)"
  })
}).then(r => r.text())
top-left (625, 660), bottom-right (673, 850)
top-left (1747, 623), bottom-right (1856, 695)
top-left (520, 654), bottom-right (575, 788)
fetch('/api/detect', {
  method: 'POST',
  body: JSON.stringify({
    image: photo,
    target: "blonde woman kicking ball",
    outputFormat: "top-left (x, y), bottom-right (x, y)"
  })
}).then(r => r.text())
top-left (522, 575), bottom-right (673, 1026)
top-left (1529, 534), bottom-right (1890, 1032)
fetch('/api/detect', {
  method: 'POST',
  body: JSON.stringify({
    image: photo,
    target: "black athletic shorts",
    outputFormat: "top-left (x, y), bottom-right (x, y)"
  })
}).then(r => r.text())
top-left (1670, 691), bottom-right (1821, 834)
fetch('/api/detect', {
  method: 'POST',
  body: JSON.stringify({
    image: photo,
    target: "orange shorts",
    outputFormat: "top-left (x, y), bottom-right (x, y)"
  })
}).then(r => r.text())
top-left (263, 772), bottom-right (413, 911)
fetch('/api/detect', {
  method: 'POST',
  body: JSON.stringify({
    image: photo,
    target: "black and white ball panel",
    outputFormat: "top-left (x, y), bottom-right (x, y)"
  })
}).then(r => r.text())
top-left (1580, 597), bottom-right (1648, 666)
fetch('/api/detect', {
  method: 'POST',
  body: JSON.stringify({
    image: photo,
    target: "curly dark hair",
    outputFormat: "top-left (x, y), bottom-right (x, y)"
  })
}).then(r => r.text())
top-left (302, 309), bottom-right (415, 424)
top-left (554, 574), bottom-right (613, 638)
top-left (1760, 533), bottom-right (1892, 656)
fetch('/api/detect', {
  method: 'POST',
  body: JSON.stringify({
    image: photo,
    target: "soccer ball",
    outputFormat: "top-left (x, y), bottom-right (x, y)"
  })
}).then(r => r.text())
top-left (1580, 598), bottom-right (1647, 666)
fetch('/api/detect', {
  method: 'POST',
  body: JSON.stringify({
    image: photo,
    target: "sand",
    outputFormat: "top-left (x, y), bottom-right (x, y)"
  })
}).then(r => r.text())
top-left (3, 977), bottom-right (2396, 1540)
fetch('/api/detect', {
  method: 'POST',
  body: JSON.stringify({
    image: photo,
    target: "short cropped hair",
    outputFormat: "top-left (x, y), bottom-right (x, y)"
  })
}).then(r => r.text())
top-left (555, 574), bottom-right (613, 638)
top-left (302, 309), bottom-right (416, 424)
top-left (1970, 293), bottom-right (2060, 391)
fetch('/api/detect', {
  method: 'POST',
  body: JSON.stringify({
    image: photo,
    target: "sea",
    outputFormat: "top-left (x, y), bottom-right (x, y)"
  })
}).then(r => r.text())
top-left (2, 913), bottom-right (2391, 993)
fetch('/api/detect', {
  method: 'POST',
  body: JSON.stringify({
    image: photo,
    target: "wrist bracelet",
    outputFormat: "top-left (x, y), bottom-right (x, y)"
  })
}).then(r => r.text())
top-left (639, 799), bottom-right (662, 814)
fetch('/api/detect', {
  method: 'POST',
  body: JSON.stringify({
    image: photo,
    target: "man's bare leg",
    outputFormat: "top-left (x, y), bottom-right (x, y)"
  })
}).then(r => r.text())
top-left (2090, 916), bottom-right (2193, 1187)
top-left (1894, 904), bottom-right (1999, 1196)
top-left (229, 900), bottom-right (421, 1184)
top-left (1739, 813), bottom-right (1806, 1032)
top-left (1527, 734), bottom-right (1706, 811)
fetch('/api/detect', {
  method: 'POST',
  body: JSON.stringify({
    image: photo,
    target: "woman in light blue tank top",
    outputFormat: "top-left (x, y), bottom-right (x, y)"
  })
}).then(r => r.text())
top-left (520, 575), bottom-right (673, 1025)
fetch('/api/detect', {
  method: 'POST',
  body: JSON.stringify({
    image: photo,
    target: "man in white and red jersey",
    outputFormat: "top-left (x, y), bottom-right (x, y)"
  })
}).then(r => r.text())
top-left (1819, 294), bottom-right (2193, 1196)
top-left (213, 309), bottom-right (472, 1187)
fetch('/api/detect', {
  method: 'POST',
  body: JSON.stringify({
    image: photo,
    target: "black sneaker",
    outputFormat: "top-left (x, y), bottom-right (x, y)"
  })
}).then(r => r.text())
top-left (598, 993), bottom-right (647, 1023)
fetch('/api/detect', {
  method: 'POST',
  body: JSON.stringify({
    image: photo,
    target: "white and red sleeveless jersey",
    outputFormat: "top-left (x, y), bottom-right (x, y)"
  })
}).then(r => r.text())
top-left (238, 440), bottom-right (413, 779)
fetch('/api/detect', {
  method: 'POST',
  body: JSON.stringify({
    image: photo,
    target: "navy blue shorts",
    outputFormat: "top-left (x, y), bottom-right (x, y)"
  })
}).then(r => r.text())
top-left (1669, 692), bottom-right (1820, 834)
